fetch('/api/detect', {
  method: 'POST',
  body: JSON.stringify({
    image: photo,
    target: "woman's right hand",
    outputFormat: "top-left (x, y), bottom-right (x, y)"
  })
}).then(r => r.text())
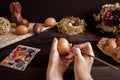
top-left (72, 42), bottom-right (94, 80)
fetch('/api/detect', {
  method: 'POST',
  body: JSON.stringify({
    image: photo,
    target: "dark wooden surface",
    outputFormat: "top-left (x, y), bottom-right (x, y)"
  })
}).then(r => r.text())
top-left (0, 0), bottom-right (120, 80)
top-left (0, 26), bottom-right (120, 80)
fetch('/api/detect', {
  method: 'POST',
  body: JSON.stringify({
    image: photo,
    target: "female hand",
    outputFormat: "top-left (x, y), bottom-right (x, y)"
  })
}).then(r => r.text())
top-left (46, 38), bottom-right (74, 80)
top-left (72, 42), bottom-right (94, 80)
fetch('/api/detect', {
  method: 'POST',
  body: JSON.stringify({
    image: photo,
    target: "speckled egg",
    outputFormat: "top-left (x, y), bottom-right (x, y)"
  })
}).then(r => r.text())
top-left (0, 17), bottom-right (11, 34)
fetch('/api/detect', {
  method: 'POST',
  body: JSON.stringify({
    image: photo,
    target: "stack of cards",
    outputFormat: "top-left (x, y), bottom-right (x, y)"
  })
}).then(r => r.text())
top-left (0, 45), bottom-right (40, 71)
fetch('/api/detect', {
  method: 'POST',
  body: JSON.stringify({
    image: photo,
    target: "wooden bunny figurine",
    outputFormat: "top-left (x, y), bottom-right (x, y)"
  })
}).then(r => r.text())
top-left (9, 2), bottom-right (29, 26)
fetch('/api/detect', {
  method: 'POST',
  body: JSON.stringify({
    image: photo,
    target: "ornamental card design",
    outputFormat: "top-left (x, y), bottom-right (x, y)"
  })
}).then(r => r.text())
top-left (0, 45), bottom-right (40, 71)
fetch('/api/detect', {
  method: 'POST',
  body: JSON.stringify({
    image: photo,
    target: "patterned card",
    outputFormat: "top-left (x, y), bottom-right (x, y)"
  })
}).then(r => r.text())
top-left (0, 45), bottom-right (40, 71)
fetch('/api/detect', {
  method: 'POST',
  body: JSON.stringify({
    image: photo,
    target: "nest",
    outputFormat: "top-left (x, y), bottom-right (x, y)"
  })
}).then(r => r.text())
top-left (57, 17), bottom-right (86, 35)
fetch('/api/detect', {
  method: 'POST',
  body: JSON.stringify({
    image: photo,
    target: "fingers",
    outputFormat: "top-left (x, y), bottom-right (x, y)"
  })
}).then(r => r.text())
top-left (72, 47), bottom-right (84, 61)
top-left (74, 42), bottom-right (90, 49)
top-left (50, 38), bottom-right (59, 55)
top-left (74, 42), bottom-right (94, 57)
top-left (73, 42), bottom-right (95, 66)
top-left (67, 59), bottom-right (73, 63)
top-left (65, 53), bottom-right (74, 63)
top-left (51, 38), bottom-right (58, 50)
top-left (49, 38), bottom-right (59, 64)
top-left (50, 39), bottom-right (94, 63)
top-left (65, 47), bottom-right (83, 64)
top-left (65, 53), bottom-right (74, 59)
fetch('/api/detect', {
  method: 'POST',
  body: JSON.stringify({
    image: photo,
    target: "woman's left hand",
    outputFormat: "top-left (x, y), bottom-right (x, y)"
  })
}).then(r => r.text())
top-left (46, 38), bottom-right (74, 80)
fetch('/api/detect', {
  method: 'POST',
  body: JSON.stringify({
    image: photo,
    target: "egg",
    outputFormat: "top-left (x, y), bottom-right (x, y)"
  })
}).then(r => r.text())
top-left (44, 17), bottom-right (56, 27)
top-left (116, 38), bottom-right (120, 47)
top-left (15, 25), bottom-right (28, 35)
top-left (57, 38), bottom-right (70, 55)
top-left (33, 23), bottom-right (43, 34)
top-left (105, 39), bottom-right (117, 48)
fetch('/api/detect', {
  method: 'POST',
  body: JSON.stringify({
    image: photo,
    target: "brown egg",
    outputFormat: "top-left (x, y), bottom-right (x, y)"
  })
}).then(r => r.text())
top-left (15, 25), bottom-right (28, 35)
top-left (57, 38), bottom-right (70, 55)
top-left (33, 23), bottom-right (43, 34)
top-left (105, 39), bottom-right (117, 48)
top-left (44, 17), bottom-right (56, 27)
top-left (116, 38), bottom-right (120, 47)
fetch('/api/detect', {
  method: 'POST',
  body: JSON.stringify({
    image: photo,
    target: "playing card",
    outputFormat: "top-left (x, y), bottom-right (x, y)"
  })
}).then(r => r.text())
top-left (0, 45), bottom-right (40, 71)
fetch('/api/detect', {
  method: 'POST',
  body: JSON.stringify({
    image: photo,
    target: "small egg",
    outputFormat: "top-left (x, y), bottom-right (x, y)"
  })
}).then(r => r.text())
top-left (15, 25), bottom-right (28, 35)
top-left (57, 38), bottom-right (70, 55)
top-left (33, 23), bottom-right (43, 34)
top-left (44, 17), bottom-right (56, 27)
top-left (105, 39), bottom-right (117, 48)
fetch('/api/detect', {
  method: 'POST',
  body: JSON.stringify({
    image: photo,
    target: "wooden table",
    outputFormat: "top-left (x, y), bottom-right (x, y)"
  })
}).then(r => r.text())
top-left (0, 25), bottom-right (120, 80)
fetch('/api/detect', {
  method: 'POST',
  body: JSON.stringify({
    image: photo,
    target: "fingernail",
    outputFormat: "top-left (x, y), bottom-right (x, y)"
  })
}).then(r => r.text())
top-left (53, 37), bottom-right (56, 42)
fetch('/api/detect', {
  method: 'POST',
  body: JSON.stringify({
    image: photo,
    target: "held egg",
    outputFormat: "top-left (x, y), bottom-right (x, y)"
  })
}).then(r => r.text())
top-left (15, 25), bottom-right (28, 35)
top-left (44, 17), bottom-right (56, 27)
top-left (57, 38), bottom-right (70, 55)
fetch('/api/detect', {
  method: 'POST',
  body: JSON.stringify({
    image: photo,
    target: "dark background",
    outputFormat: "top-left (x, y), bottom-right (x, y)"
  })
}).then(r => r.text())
top-left (0, 0), bottom-right (120, 22)
top-left (0, 0), bottom-right (120, 80)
